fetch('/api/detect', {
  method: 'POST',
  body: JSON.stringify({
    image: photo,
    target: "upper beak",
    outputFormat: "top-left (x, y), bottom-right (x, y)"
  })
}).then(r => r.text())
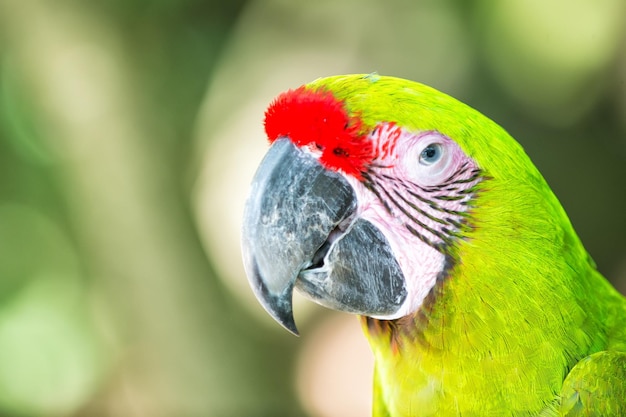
top-left (241, 139), bottom-right (355, 334)
top-left (241, 138), bottom-right (406, 335)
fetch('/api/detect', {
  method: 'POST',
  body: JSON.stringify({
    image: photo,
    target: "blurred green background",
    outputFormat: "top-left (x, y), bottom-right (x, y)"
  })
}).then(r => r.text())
top-left (0, 0), bottom-right (624, 416)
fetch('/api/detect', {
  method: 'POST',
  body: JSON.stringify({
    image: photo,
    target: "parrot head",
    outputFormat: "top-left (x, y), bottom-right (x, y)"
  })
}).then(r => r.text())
top-left (241, 74), bottom-right (545, 335)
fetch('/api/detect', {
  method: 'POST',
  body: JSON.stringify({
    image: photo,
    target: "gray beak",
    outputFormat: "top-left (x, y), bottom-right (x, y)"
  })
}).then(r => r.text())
top-left (241, 138), bottom-right (406, 335)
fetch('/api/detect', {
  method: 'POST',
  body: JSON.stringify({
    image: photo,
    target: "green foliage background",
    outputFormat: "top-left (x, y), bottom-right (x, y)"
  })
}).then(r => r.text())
top-left (0, 1), bottom-right (624, 416)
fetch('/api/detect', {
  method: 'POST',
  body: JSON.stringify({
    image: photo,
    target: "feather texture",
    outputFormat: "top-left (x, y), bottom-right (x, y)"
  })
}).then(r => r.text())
top-left (296, 74), bottom-right (626, 415)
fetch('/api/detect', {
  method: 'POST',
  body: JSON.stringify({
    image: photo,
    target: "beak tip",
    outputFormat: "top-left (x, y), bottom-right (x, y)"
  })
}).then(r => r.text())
top-left (261, 288), bottom-right (300, 336)
top-left (277, 314), bottom-right (300, 336)
top-left (247, 256), bottom-right (300, 336)
top-left (259, 290), bottom-right (300, 336)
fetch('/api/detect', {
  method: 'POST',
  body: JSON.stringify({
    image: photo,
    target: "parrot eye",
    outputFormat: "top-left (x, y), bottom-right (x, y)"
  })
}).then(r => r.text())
top-left (419, 143), bottom-right (442, 165)
top-left (400, 132), bottom-right (462, 186)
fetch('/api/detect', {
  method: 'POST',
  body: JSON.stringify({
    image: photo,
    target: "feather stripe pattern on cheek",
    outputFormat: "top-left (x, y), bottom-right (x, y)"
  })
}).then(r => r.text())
top-left (359, 126), bottom-right (485, 255)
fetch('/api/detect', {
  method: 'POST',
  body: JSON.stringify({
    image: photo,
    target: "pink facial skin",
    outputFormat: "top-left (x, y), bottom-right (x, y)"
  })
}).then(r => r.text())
top-left (344, 123), bottom-right (481, 319)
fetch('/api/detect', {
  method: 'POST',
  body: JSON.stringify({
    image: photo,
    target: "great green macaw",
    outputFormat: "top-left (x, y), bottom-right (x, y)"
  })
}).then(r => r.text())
top-left (241, 74), bottom-right (626, 416)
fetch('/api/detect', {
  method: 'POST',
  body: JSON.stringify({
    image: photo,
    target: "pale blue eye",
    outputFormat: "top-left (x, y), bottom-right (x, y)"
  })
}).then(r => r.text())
top-left (419, 143), bottom-right (442, 165)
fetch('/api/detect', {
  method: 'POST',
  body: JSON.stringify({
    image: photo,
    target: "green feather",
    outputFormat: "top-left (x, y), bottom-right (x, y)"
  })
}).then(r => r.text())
top-left (306, 74), bottom-right (626, 415)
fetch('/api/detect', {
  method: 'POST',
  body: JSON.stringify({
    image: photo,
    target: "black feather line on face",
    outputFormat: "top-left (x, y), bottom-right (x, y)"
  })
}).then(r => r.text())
top-left (392, 180), bottom-right (468, 217)
top-left (432, 194), bottom-right (466, 202)
top-left (375, 183), bottom-right (452, 245)
top-left (392, 189), bottom-right (448, 225)
top-left (362, 165), bottom-right (484, 255)
top-left (362, 171), bottom-right (394, 214)
top-left (442, 161), bottom-right (470, 182)
top-left (404, 223), bottom-right (440, 251)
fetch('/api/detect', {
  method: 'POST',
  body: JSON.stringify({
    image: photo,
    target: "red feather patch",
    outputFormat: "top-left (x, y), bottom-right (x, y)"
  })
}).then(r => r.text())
top-left (264, 86), bottom-right (373, 179)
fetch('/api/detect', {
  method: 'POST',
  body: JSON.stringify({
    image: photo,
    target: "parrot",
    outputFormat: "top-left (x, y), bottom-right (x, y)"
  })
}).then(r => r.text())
top-left (240, 74), bottom-right (626, 416)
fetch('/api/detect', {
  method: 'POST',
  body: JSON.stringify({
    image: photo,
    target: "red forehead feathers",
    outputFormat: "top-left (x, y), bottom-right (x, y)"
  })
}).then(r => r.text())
top-left (264, 86), bottom-right (373, 178)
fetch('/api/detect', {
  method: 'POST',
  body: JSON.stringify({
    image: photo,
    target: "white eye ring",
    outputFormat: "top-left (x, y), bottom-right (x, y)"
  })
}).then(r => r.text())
top-left (419, 143), bottom-right (443, 165)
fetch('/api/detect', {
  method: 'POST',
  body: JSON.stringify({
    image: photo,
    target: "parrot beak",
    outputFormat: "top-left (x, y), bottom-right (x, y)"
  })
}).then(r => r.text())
top-left (241, 138), bottom-right (355, 335)
top-left (242, 138), bottom-right (407, 335)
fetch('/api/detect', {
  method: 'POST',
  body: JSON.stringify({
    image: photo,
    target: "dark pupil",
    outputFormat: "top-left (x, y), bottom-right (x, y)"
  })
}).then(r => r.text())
top-left (423, 146), bottom-right (436, 159)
